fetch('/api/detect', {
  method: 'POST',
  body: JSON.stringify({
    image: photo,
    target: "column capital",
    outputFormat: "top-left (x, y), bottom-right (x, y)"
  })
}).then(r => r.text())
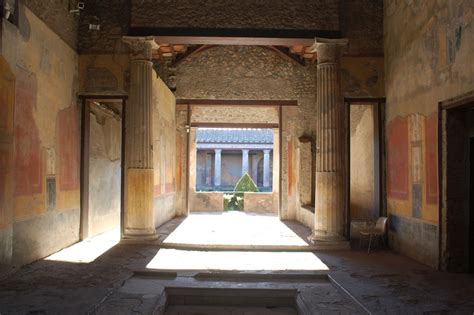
top-left (309, 38), bottom-right (348, 64)
top-left (242, 149), bottom-right (249, 153)
top-left (214, 148), bottom-right (222, 154)
top-left (263, 149), bottom-right (271, 154)
top-left (123, 36), bottom-right (159, 61)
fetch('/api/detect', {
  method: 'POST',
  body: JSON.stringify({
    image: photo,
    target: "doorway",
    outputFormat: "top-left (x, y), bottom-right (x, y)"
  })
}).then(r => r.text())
top-left (441, 96), bottom-right (474, 272)
top-left (345, 98), bottom-right (385, 238)
top-left (80, 97), bottom-right (126, 240)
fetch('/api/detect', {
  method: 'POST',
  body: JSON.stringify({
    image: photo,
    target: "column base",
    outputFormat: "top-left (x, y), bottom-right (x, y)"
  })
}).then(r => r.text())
top-left (122, 228), bottom-right (158, 242)
top-left (308, 231), bottom-right (350, 250)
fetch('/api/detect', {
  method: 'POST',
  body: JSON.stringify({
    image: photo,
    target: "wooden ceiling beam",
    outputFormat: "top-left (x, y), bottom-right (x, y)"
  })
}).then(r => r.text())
top-left (154, 35), bottom-right (316, 46)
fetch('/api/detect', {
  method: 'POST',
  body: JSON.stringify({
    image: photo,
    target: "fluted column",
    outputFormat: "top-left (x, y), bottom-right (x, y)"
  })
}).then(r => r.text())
top-left (214, 149), bottom-right (222, 187)
top-left (263, 150), bottom-right (271, 187)
top-left (311, 38), bottom-right (348, 242)
top-left (122, 36), bottom-right (159, 240)
top-left (242, 149), bottom-right (249, 175)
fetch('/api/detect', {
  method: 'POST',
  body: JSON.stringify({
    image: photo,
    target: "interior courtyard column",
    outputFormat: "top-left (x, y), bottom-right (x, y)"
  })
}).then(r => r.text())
top-left (214, 149), bottom-right (222, 186)
top-left (310, 38), bottom-right (348, 243)
top-left (263, 149), bottom-right (271, 187)
top-left (242, 149), bottom-right (249, 175)
top-left (122, 36), bottom-right (159, 240)
top-left (251, 154), bottom-right (259, 183)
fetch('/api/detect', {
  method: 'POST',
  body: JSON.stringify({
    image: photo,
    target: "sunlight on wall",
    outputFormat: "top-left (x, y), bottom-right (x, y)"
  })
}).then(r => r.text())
top-left (146, 249), bottom-right (329, 271)
top-left (45, 228), bottom-right (120, 263)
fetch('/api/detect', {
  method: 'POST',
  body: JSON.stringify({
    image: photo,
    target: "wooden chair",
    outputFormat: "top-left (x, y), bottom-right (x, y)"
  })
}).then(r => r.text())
top-left (359, 217), bottom-right (388, 253)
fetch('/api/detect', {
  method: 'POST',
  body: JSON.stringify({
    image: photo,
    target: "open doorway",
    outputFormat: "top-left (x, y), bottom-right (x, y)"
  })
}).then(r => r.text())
top-left (80, 97), bottom-right (125, 240)
top-left (441, 98), bottom-right (474, 273)
top-left (193, 128), bottom-right (275, 211)
top-left (346, 98), bottom-right (385, 239)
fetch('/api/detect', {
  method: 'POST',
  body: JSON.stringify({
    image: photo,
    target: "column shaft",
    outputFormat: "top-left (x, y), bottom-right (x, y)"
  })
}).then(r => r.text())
top-left (313, 40), bottom-right (347, 242)
top-left (214, 149), bottom-right (222, 187)
top-left (123, 36), bottom-right (158, 241)
top-left (263, 150), bottom-right (271, 187)
top-left (242, 149), bottom-right (249, 175)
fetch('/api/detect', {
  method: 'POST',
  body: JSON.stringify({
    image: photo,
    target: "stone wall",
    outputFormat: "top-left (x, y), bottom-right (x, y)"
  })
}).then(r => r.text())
top-left (130, 0), bottom-right (339, 32)
top-left (0, 4), bottom-right (79, 274)
top-left (88, 104), bottom-right (121, 237)
top-left (23, 0), bottom-right (78, 49)
top-left (384, 0), bottom-right (474, 268)
top-left (152, 75), bottom-right (176, 228)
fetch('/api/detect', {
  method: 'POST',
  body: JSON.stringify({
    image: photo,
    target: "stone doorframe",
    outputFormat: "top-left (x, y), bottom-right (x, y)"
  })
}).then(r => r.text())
top-left (438, 90), bottom-right (474, 271)
top-left (78, 95), bottom-right (127, 240)
top-left (177, 99), bottom-right (292, 218)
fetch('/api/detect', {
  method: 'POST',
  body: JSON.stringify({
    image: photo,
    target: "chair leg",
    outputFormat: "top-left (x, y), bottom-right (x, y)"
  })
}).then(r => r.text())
top-left (368, 234), bottom-right (373, 254)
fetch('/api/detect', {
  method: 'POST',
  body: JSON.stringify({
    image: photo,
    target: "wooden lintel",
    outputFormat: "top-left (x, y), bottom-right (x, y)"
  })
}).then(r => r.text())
top-left (176, 99), bottom-right (298, 107)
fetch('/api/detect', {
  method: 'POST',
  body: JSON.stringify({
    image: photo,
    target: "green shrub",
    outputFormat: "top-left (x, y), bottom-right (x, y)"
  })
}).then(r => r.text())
top-left (234, 172), bottom-right (259, 193)
top-left (224, 192), bottom-right (243, 211)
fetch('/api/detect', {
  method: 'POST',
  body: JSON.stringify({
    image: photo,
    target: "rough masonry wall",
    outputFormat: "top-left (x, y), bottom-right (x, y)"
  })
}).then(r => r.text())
top-left (23, 0), bottom-right (78, 49)
top-left (385, 0), bottom-right (474, 268)
top-left (0, 4), bottom-right (79, 273)
top-left (152, 75), bottom-right (176, 228)
top-left (175, 46), bottom-right (383, 220)
top-left (131, 0), bottom-right (339, 32)
top-left (88, 106), bottom-right (121, 237)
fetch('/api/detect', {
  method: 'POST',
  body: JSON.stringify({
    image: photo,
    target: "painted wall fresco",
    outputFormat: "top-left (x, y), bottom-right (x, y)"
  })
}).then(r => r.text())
top-left (0, 57), bottom-right (15, 143)
top-left (425, 113), bottom-right (438, 205)
top-left (387, 116), bottom-right (409, 200)
top-left (58, 105), bottom-right (80, 191)
top-left (14, 69), bottom-right (42, 197)
top-left (152, 75), bottom-right (177, 227)
top-left (385, 0), bottom-right (474, 267)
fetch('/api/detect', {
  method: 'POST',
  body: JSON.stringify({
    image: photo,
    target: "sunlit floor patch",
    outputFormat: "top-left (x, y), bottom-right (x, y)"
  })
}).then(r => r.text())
top-left (45, 228), bottom-right (120, 263)
top-left (162, 212), bottom-right (309, 247)
top-left (146, 249), bottom-right (329, 271)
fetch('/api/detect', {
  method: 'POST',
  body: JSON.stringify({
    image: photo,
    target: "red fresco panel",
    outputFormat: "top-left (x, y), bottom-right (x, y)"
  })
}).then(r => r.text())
top-left (14, 70), bottom-right (42, 196)
top-left (58, 106), bottom-right (80, 191)
top-left (387, 116), bottom-right (409, 200)
top-left (425, 112), bottom-right (438, 205)
top-left (0, 149), bottom-right (9, 227)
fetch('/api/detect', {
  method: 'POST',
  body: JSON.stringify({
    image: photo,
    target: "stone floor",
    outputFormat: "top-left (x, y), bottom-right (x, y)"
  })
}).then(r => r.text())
top-left (0, 214), bottom-right (473, 314)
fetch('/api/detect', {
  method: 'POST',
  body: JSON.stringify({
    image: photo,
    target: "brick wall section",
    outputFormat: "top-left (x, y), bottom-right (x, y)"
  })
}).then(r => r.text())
top-left (340, 0), bottom-right (383, 56)
top-left (130, 0), bottom-right (339, 31)
top-left (24, 0), bottom-right (78, 49)
top-left (77, 0), bottom-right (131, 54)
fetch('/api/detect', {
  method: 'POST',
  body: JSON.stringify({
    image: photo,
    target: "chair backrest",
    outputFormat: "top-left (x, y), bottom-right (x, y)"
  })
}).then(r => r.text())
top-left (375, 217), bottom-right (388, 234)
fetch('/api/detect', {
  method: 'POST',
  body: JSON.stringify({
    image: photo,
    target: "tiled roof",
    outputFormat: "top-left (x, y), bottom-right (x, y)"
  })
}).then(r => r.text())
top-left (196, 128), bottom-right (273, 144)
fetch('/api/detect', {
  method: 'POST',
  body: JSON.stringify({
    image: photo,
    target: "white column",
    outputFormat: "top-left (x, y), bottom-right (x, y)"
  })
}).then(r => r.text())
top-left (263, 149), bottom-right (271, 187)
top-left (122, 36), bottom-right (159, 241)
top-left (214, 149), bottom-right (222, 187)
top-left (242, 149), bottom-right (249, 175)
top-left (311, 38), bottom-right (348, 242)
top-left (251, 154), bottom-right (259, 183)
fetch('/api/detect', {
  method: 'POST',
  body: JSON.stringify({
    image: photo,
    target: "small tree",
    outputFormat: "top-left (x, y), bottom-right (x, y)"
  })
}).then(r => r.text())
top-left (234, 172), bottom-right (259, 192)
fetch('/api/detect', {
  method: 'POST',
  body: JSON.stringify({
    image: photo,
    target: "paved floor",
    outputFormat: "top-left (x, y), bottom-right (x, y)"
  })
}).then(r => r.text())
top-left (0, 214), bottom-right (473, 314)
top-left (157, 212), bottom-right (311, 247)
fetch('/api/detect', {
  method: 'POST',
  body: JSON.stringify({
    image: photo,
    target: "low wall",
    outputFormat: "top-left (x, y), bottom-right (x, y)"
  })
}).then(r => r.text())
top-left (243, 192), bottom-right (276, 214)
top-left (189, 192), bottom-right (224, 212)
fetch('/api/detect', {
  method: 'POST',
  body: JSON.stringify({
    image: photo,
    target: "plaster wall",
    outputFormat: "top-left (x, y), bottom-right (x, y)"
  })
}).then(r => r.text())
top-left (384, 0), bottom-right (474, 268)
top-left (152, 75), bottom-right (177, 227)
top-left (0, 5), bottom-right (79, 273)
top-left (350, 105), bottom-right (377, 222)
top-left (88, 107), bottom-right (121, 237)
